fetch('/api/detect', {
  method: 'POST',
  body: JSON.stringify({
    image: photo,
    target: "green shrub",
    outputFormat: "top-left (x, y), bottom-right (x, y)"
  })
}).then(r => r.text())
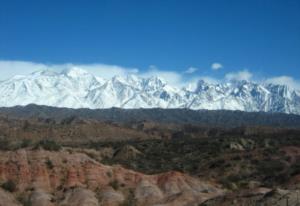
top-left (17, 195), bottom-right (32, 206)
top-left (1, 180), bottom-right (16, 192)
top-left (258, 159), bottom-right (285, 175)
top-left (109, 180), bottom-right (119, 190)
top-left (46, 159), bottom-right (54, 169)
top-left (20, 139), bottom-right (32, 148)
top-left (290, 162), bottom-right (300, 176)
top-left (36, 140), bottom-right (61, 151)
top-left (106, 171), bottom-right (112, 178)
top-left (22, 120), bottom-right (30, 131)
top-left (0, 139), bottom-right (10, 150)
top-left (121, 189), bottom-right (136, 206)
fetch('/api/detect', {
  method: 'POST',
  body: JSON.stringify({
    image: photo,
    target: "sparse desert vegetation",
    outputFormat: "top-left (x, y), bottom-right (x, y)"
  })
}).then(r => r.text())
top-left (0, 106), bottom-right (300, 205)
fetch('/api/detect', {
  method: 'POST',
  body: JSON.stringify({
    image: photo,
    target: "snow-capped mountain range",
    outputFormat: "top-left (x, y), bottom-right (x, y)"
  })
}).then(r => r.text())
top-left (0, 68), bottom-right (299, 114)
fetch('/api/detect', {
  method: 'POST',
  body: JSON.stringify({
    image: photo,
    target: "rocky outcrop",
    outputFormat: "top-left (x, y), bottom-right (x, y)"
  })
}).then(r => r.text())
top-left (228, 138), bottom-right (255, 151)
top-left (30, 189), bottom-right (54, 206)
top-left (113, 145), bottom-right (143, 160)
top-left (60, 188), bottom-right (99, 206)
top-left (0, 149), bottom-right (223, 206)
top-left (0, 188), bottom-right (21, 206)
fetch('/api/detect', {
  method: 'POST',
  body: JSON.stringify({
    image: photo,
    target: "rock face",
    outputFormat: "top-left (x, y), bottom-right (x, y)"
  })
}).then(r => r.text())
top-left (60, 188), bottom-right (99, 206)
top-left (0, 188), bottom-right (21, 206)
top-left (113, 145), bottom-right (143, 160)
top-left (0, 149), bottom-right (223, 206)
top-left (30, 189), bottom-right (54, 206)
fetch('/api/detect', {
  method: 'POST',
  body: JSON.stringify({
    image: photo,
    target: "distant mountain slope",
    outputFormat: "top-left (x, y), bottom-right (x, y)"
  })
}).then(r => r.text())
top-left (0, 68), bottom-right (299, 114)
top-left (0, 104), bottom-right (300, 128)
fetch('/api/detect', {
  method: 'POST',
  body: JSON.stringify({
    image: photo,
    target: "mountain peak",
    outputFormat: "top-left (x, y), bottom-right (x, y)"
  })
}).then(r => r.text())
top-left (31, 69), bottom-right (58, 76)
top-left (61, 67), bottom-right (90, 77)
top-left (146, 76), bottom-right (167, 85)
top-left (0, 69), bottom-right (299, 114)
top-left (195, 79), bottom-right (210, 92)
top-left (112, 75), bottom-right (127, 84)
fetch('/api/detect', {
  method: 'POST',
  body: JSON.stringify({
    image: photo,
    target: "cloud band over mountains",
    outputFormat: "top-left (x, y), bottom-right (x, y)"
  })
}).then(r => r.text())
top-left (0, 60), bottom-right (299, 90)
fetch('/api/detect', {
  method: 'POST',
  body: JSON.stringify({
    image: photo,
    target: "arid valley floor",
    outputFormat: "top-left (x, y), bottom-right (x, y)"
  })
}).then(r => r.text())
top-left (0, 106), bottom-right (300, 206)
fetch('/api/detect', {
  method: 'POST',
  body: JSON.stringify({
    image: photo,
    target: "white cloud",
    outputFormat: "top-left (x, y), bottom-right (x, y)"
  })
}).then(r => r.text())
top-left (225, 69), bottom-right (253, 81)
top-left (142, 65), bottom-right (184, 87)
top-left (0, 60), bottom-right (50, 80)
top-left (67, 63), bottom-right (139, 79)
top-left (0, 60), bottom-right (184, 87)
top-left (185, 76), bottom-right (220, 92)
top-left (211, 63), bottom-right (223, 70)
top-left (0, 60), bottom-right (299, 91)
top-left (0, 60), bottom-right (138, 80)
top-left (198, 76), bottom-right (220, 84)
top-left (265, 76), bottom-right (300, 90)
top-left (184, 67), bottom-right (198, 74)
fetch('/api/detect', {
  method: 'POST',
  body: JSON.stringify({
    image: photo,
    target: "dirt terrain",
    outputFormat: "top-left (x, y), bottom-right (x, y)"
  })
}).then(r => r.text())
top-left (0, 149), bottom-right (222, 206)
top-left (0, 110), bottom-right (300, 206)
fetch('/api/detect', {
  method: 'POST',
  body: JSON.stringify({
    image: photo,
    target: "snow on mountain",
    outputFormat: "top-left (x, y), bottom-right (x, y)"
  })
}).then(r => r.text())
top-left (0, 68), bottom-right (299, 114)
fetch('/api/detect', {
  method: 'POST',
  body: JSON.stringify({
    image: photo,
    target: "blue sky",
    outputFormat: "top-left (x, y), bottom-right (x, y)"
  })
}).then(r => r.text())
top-left (0, 0), bottom-right (299, 87)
